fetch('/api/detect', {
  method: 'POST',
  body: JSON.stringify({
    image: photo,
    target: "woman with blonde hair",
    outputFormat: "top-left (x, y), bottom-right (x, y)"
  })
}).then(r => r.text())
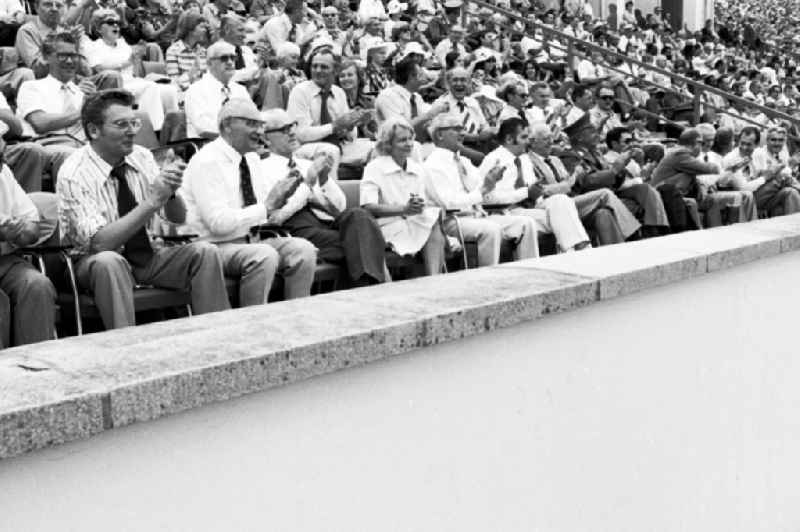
top-left (165, 10), bottom-right (210, 92)
top-left (360, 118), bottom-right (447, 275)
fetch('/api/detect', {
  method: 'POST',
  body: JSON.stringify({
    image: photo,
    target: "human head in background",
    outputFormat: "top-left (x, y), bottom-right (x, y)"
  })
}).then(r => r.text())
top-left (175, 11), bottom-right (210, 46)
top-left (528, 122), bottom-right (555, 157)
top-left (737, 126), bottom-right (761, 158)
top-left (206, 41), bottom-right (238, 85)
top-left (276, 42), bottom-right (301, 71)
top-left (260, 109), bottom-right (300, 156)
top-left (446, 67), bottom-right (471, 101)
top-left (428, 114), bottom-right (463, 151)
top-left (42, 31), bottom-right (81, 83)
top-left (695, 123), bottom-right (717, 152)
top-left (497, 80), bottom-right (529, 111)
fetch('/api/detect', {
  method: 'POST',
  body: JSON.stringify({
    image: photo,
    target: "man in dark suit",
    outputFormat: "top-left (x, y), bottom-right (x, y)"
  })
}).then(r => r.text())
top-left (562, 113), bottom-right (670, 236)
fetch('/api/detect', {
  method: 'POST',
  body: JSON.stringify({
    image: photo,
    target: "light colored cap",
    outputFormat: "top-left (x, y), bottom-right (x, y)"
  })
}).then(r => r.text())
top-left (321, 5), bottom-right (338, 14)
top-left (443, 0), bottom-right (462, 8)
top-left (397, 41), bottom-right (428, 61)
top-left (207, 40), bottom-right (236, 59)
top-left (261, 108), bottom-right (295, 131)
top-left (387, 0), bottom-right (407, 14)
top-left (598, 87), bottom-right (615, 97)
top-left (218, 98), bottom-right (264, 123)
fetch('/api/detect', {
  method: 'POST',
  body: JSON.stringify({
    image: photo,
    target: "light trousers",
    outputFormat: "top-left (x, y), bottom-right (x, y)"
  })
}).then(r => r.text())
top-left (511, 193), bottom-right (589, 252)
top-left (75, 242), bottom-right (230, 330)
top-left (444, 214), bottom-right (538, 266)
top-left (217, 236), bottom-right (317, 305)
top-left (704, 191), bottom-right (757, 227)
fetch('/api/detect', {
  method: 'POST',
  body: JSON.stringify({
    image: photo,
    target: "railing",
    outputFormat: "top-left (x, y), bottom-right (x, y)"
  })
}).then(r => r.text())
top-left (467, 0), bottom-right (800, 136)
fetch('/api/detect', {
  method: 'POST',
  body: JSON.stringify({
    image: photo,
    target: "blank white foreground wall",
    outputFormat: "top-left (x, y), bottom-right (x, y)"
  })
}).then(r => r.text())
top-left (3, 252), bottom-right (800, 532)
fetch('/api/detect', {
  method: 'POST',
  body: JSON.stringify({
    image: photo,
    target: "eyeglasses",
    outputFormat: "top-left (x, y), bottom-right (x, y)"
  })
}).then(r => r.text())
top-left (55, 52), bottom-right (82, 61)
top-left (108, 118), bottom-right (142, 132)
top-left (102, 19), bottom-right (120, 26)
top-left (211, 54), bottom-right (238, 63)
top-left (437, 125), bottom-right (464, 133)
top-left (599, 95), bottom-right (615, 100)
top-left (264, 122), bottom-right (297, 134)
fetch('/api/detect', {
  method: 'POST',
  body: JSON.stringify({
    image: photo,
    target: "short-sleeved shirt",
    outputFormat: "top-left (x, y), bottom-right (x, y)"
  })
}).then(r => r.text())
top-left (17, 75), bottom-right (85, 139)
top-left (184, 72), bottom-right (251, 137)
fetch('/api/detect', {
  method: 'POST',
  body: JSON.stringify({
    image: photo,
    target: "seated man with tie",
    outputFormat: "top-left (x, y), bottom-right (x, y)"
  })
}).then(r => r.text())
top-left (722, 126), bottom-right (800, 218)
top-left (496, 79), bottom-right (534, 127)
top-left (433, 67), bottom-right (495, 160)
top-left (219, 15), bottom-right (261, 85)
top-left (260, 109), bottom-right (388, 286)
top-left (478, 117), bottom-right (591, 253)
top-left (374, 57), bottom-right (447, 132)
top-left (184, 41), bottom-right (252, 139)
top-left (287, 46), bottom-right (371, 173)
top-left (57, 89), bottom-right (231, 330)
top-left (528, 123), bottom-right (641, 245)
top-left (562, 113), bottom-right (671, 237)
top-left (423, 114), bottom-right (539, 265)
top-left (180, 99), bottom-right (318, 304)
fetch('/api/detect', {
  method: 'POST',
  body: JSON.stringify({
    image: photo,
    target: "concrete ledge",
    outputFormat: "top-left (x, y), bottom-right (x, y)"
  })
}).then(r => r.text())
top-left (3, 214), bottom-right (800, 459)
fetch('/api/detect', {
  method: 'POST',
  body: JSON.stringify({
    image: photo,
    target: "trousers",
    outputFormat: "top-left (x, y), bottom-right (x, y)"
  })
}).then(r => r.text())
top-left (755, 181), bottom-right (800, 216)
top-left (283, 207), bottom-right (387, 283)
top-left (0, 254), bottom-right (56, 346)
top-left (704, 190), bottom-right (757, 227)
top-left (443, 214), bottom-right (538, 266)
top-left (511, 193), bottom-right (589, 251)
top-left (217, 236), bottom-right (317, 306)
top-left (75, 242), bottom-right (230, 330)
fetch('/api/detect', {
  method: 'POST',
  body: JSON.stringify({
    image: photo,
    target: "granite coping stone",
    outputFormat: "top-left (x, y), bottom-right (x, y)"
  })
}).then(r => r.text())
top-left (2, 214), bottom-right (800, 459)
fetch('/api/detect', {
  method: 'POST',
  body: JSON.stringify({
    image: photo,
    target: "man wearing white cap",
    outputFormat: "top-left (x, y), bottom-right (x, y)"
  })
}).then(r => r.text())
top-left (184, 40), bottom-right (251, 139)
top-left (180, 98), bottom-right (318, 304)
top-left (433, 25), bottom-right (467, 67)
top-left (424, 114), bottom-right (539, 265)
top-left (260, 109), bottom-right (389, 286)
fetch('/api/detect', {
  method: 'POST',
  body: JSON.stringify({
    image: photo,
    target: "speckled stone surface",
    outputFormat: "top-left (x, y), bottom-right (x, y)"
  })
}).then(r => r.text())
top-left (3, 214), bottom-right (800, 459)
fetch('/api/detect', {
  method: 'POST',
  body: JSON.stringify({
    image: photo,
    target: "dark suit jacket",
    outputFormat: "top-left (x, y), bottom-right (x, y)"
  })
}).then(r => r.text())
top-left (650, 146), bottom-right (718, 196)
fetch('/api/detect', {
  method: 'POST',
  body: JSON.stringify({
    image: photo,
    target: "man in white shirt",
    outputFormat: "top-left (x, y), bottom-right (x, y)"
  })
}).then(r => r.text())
top-left (0, 143), bottom-right (56, 347)
top-left (433, 25), bottom-right (467, 66)
top-left (180, 99), bottom-right (317, 304)
top-left (722, 126), bottom-right (800, 217)
top-left (357, 0), bottom-right (385, 25)
top-left (375, 57), bottom-right (444, 127)
top-left (424, 114), bottom-right (538, 265)
top-left (261, 109), bottom-right (388, 286)
top-left (435, 67), bottom-right (493, 151)
top-left (185, 40), bottom-right (251, 139)
top-left (219, 15), bottom-right (260, 85)
top-left (478, 117), bottom-right (591, 253)
top-left (589, 86), bottom-right (625, 137)
top-left (286, 47), bottom-right (368, 164)
top-left (261, 0), bottom-right (315, 52)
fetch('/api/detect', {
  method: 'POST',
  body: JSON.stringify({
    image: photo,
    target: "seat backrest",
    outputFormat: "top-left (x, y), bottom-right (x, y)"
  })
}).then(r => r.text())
top-left (339, 180), bottom-right (360, 210)
top-left (28, 192), bottom-right (60, 247)
top-left (133, 111), bottom-right (160, 150)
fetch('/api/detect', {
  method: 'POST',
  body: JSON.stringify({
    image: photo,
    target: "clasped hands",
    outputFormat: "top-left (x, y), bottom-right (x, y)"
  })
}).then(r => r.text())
top-left (146, 160), bottom-right (186, 208)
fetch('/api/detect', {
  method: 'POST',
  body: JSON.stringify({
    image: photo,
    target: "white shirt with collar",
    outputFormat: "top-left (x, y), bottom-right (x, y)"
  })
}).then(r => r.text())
top-left (360, 155), bottom-right (440, 255)
top-left (422, 146), bottom-right (483, 212)
top-left (719, 148), bottom-right (774, 191)
top-left (357, 0), bottom-right (386, 24)
top-left (0, 165), bottom-right (38, 256)
top-left (180, 137), bottom-right (269, 242)
top-left (478, 146), bottom-right (533, 206)
top-left (259, 153), bottom-right (346, 223)
top-left (375, 84), bottom-right (430, 124)
top-left (435, 93), bottom-right (488, 135)
top-left (85, 38), bottom-right (135, 81)
top-left (184, 72), bottom-right (251, 138)
top-left (16, 74), bottom-right (85, 139)
top-left (287, 80), bottom-right (350, 143)
top-left (230, 43), bottom-right (260, 84)
top-left (261, 13), bottom-right (292, 51)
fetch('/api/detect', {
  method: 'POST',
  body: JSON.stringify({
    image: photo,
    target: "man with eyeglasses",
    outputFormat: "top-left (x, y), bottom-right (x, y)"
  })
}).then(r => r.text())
top-left (181, 99), bottom-right (317, 303)
top-left (588, 86), bottom-right (625, 137)
top-left (16, 0), bottom-right (76, 78)
top-left (16, 32), bottom-right (94, 188)
top-left (260, 109), bottom-right (388, 286)
top-left (185, 40), bottom-right (251, 139)
top-left (219, 14), bottom-right (259, 85)
top-left (57, 89), bottom-right (230, 329)
top-left (424, 114), bottom-right (538, 265)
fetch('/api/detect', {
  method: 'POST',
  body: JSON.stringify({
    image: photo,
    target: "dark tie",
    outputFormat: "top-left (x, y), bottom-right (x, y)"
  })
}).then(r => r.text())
top-left (457, 101), bottom-right (466, 113)
top-left (112, 164), bottom-right (154, 269)
top-left (288, 23), bottom-right (296, 43)
top-left (410, 93), bottom-right (418, 119)
top-left (319, 88), bottom-right (332, 125)
top-left (513, 156), bottom-right (526, 189)
top-left (234, 45), bottom-right (245, 69)
top-left (239, 157), bottom-right (257, 206)
top-left (544, 157), bottom-right (561, 184)
top-left (704, 153), bottom-right (709, 162)
top-left (221, 84), bottom-right (231, 104)
top-left (518, 109), bottom-right (528, 127)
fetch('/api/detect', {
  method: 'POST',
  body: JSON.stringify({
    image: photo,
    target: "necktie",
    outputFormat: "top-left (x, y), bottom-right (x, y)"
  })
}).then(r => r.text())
top-left (221, 84), bottom-right (231, 105)
top-left (61, 84), bottom-right (82, 137)
top-left (513, 156), bottom-right (526, 189)
top-left (518, 109), bottom-right (528, 127)
top-left (544, 157), bottom-right (561, 184)
top-left (112, 164), bottom-right (154, 269)
top-left (457, 101), bottom-right (476, 134)
top-left (239, 157), bottom-right (257, 206)
top-left (319, 88), bottom-right (332, 125)
top-left (288, 22), bottom-right (296, 43)
top-left (410, 93), bottom-right (418, 119)
top-left (234, 45), bottom-right (245, 69)
top-left (704, 153), bottom-right (709, 162)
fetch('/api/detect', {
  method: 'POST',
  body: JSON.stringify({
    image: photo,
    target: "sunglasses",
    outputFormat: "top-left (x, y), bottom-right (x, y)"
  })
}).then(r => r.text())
top-left (264, 122), bottom-right (297, 134)
top-left (55, 52), bottom-right (82, 61)
top-left (599, 95), bottom-right (615, 100)
top-left (102, 18), bottom-right (120, 25)
top-left (211, 54), bottom-right (238, 63)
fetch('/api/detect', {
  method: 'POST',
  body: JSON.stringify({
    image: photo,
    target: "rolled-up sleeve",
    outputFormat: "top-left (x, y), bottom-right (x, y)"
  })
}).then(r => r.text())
top-left (57, 176), bottom-right (108, 252)
top-left (359, 169), bottom-right (381, 206)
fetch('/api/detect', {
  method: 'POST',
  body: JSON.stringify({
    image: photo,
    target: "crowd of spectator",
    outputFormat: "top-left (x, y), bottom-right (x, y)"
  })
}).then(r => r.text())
top-left (2, 0), bottom-right (800, 349)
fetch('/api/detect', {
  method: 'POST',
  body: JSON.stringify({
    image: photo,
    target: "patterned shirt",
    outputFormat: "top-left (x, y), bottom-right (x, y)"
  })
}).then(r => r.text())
top-left (165, 40), bottom-right (208, 90)
top-left (57, 144), bottom-right (164, 257)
